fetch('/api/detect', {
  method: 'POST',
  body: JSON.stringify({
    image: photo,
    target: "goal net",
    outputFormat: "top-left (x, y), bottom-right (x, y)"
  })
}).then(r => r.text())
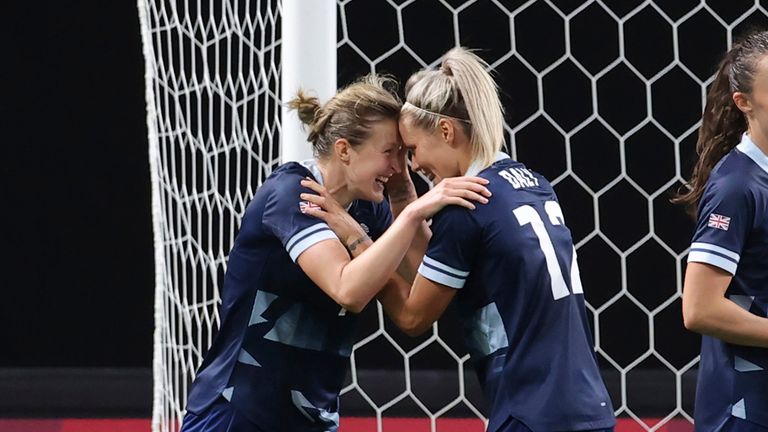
top-left (139, 0), bottom-right (766, 430)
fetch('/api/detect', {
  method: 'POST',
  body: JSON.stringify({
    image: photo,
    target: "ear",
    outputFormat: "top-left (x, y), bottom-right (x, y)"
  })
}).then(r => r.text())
top-left (438, 118), bottom-right (455, 146)
top-left (733, 92), bottom-right (752, 114)
top-left (334, 138), bottom-right (352, 164)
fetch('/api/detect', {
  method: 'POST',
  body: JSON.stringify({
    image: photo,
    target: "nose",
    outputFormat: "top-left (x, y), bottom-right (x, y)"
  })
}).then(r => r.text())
top-left (391, 152), bottom-right (403, 174)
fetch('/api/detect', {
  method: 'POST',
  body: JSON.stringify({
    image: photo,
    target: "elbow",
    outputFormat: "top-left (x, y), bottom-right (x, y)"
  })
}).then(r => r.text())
top-left (335, 292), bottom-right (367, 315)
top-left (396, 315), bottom-right (431, 337)
top-left (682, 310), bottom-right (700, 332)
top-left (682, 304), bottom-right (708, 334)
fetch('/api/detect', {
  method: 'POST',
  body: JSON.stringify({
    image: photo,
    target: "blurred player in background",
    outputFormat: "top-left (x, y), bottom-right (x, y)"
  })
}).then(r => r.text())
top-left (676, 30), bottom-right (768, 432)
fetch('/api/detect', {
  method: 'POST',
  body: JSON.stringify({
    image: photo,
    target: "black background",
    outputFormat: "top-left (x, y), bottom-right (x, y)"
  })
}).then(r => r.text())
top-left (3, 1), bottom-right (153, 367)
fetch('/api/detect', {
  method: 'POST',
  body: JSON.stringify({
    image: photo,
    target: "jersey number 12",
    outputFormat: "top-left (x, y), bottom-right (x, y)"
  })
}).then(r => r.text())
top-left (513, 201), bottom-right (584, 300)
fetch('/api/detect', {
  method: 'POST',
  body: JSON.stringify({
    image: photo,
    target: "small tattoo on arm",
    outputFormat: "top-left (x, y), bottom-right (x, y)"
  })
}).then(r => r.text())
top-left (347, 235), bottom-right (371, 252)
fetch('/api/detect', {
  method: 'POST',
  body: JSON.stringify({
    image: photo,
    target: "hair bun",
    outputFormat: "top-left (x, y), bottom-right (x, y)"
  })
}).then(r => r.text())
top-left (287, 90), bottom-right (321, 126)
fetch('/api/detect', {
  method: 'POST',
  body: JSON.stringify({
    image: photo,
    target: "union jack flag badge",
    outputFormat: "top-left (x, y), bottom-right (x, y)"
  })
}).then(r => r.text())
top-left (299, 201), bottom-right (320, 214)
top-left (707, 213), bottom-right (731, 231)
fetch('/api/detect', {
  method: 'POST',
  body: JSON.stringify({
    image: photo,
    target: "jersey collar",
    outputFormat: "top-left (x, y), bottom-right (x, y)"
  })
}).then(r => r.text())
top-left (464, 152), bottom-right (510, 177)
top-left (737, 133), bottom-right (768, 175)
top-left (299, 158), bottom-right (325, 185)
top-left (299, 158), bottom-right (354, 210)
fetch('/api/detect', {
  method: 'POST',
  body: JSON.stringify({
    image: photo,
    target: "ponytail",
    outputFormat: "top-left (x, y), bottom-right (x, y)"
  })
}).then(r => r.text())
top-left (403, 47), bottom-right (505, 169)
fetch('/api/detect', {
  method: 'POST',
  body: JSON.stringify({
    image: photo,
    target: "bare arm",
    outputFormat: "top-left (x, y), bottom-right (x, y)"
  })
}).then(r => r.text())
top-left (682, 262), bottom-right (768, 347)
top-left (296, 176), bottom-right (488, 313)
top-left (386, 169), bottom-right (431, 282)
top-left (376, 274), bottom-right (457, 336)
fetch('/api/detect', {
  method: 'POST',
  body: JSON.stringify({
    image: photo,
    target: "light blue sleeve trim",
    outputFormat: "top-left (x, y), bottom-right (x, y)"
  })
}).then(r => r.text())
top-left (690, 242), bottom-right (740, 262)
top-left (418, 261), bottom-right (467, 289)
top-left (422, 255), bottom-right (469, 277)
top-left (688, 251), bottom-right (738, 275)
top-left (286, 224), bottom-right (339, 262)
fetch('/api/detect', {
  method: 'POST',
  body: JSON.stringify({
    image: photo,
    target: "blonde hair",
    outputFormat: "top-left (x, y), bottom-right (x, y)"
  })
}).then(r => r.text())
top-left (402, 47), bottom-right (505, 169)
top-left (287, 74), bottom-right (401, 158)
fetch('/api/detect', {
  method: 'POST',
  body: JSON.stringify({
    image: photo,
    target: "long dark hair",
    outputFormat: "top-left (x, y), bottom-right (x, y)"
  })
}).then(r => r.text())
top-left (674, 31), bottom-right (768, 216)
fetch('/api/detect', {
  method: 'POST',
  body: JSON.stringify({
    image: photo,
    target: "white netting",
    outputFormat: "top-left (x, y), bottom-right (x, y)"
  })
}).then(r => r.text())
top-left (141, 0), bottom-right (768, 431)
top-left (137, 0), bottom-right (281, 431)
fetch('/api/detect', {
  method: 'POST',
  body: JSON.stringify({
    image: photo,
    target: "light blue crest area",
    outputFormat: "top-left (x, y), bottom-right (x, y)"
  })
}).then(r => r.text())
top-left (463, 302), bottom-right (509, 359)
top-left (250, 290), bottom-right (278, 326)
top-left (263, 303), bottom-right (353, 357)
top-left (732, 398), bottom-right (747, 419)
top-left (222, 386), bottom-right (234, 401)
top-left (734, 356), bottom-right (764, 372)
top-left (237, 348), bottom-right (261, 367)
top-left (291, 390), bottom-right (340, 430)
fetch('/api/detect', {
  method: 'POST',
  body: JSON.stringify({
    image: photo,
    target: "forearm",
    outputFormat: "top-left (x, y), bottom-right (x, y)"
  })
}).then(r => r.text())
top-left (684, 295), bottom-right (768, 347)
top-left (335, 207), bottom-right (422, 309)
top-left (376, 274), bottom-right (433, 336)
top-left (388, 180), bottom-right (431, 282)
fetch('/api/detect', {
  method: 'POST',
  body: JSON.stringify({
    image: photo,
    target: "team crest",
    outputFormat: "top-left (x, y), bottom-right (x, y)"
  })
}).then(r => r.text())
top-left (707, 213), bottom-right (731, 231)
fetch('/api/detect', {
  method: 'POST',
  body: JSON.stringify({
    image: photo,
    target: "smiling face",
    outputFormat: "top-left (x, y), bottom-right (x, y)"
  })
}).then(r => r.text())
top-left (398, 115), bottom-right (458, 183)
top-left (345, 118), bottom-right (402, 202)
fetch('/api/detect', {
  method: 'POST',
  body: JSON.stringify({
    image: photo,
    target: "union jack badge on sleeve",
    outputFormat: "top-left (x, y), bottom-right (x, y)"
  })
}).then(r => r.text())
top-left (707, 213), bottom-right (731, 231)
top-left (299, 201), bottom-right (320, 214)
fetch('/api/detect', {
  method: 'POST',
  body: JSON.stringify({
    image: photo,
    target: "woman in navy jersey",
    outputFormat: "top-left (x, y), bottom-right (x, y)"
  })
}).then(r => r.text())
top-left (675, 31), bottom-right (768, 432)
top-left (179, 75), bottom-right (491, 432)
top-left (301, 48), bottom-right (616, 432)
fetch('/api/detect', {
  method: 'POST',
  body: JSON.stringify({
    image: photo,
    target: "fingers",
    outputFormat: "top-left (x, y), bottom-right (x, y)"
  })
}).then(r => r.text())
top-left (300, 192), bottom-right (326, 207)
top-left (437, 177), bottom-right (492, 198)
top-left (458, 190), bottom-right (489, 204)
top-left (300, 206), bottom-right (328, 221)
top-left (300, 178), bottom-right (327, 195)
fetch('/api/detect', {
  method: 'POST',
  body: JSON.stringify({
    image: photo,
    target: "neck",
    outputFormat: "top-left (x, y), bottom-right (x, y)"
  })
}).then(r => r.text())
top-left (748, 124), bottom-right (768, 156)
top-left (316, 159), bottom-right (354, 208)
top-left (456, 144), bottom-right (479, 176)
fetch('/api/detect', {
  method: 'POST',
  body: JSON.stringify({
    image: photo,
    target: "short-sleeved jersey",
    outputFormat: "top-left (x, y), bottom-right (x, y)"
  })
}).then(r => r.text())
top-left (184, 160), bottom-right (392, 431)
top-left (418, 154), bottom-right (615, 432)
top-left (687, 134), bottom-right (768, 431)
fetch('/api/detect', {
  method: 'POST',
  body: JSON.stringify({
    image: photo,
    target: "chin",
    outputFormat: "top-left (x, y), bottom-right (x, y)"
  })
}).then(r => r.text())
top-left (368, 190), bottom-right (386, 203)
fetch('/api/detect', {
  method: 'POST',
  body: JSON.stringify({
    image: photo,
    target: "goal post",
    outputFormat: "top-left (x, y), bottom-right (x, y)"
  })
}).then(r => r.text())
top-left (281, 0), bottom-right (337, 163)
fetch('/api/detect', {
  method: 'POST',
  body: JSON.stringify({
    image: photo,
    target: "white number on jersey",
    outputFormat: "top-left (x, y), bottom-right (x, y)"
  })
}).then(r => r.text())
top-left (513, 201), bottom-right (584, 300)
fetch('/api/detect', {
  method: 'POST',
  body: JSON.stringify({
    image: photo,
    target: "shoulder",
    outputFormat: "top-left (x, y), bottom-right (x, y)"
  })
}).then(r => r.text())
top-left (266, 162), bottom-right (314, 193)
top-left (481, 159), bottom-right (557, 206)
top-left (431, 202), bottom-right (482, 235)
top-left (702, 161), bottom-right (756, 209)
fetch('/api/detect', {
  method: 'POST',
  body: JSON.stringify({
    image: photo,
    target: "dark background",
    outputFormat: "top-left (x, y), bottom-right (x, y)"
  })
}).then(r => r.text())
top-left (2, 1), bottom-right (153, 368)
top-left (3, 0), bottom-right (767, 420)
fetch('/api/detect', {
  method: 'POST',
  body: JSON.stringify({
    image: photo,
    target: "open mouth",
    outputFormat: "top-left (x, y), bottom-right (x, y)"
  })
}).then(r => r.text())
top-left (375, 175), bottom-right (389, 187)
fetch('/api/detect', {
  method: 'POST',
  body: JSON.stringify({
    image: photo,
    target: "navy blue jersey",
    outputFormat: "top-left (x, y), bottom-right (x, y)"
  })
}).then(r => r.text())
top-left (418, 154), bottom-right (615, 432)
top-left (687, 134), bottom-right (768, 431)
top-left (184, 160), bottom-right (392, 431)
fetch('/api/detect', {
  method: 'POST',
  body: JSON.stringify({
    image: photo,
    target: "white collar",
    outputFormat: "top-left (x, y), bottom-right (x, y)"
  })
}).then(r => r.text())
top-left (299, 158), bottom-right (324, 185)
top-left (736, 134), bottom-right (768, 175)
top-left (299, 158), bottom-right (354, 210)
top-left (464, 152), bottom-right (510, 177)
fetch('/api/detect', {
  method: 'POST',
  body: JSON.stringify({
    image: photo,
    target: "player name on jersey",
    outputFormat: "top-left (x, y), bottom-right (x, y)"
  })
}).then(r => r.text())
top-left (498, 167), bottom-right (540, 189)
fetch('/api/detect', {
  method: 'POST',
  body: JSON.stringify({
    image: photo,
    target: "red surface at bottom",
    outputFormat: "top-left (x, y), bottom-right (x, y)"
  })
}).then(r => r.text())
top-left (0, 418), bottom-right (694, 432)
